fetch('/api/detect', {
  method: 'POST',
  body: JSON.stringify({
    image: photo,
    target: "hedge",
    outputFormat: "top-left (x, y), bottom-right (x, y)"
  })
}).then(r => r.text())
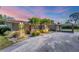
top-left (62, 24), bottom-right (79, 29)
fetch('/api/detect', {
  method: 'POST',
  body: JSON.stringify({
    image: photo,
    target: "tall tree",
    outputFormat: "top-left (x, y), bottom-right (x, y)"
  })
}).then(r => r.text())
top-left (29, 17), bottom-right (41, 24)
top-left (69, 12), bottom-right (79, 24)
top-left (0, 15), bottom-right (4, 24)
top-left (40, 18), bottom-right (54, 31)
top-left (0, 15), bottom-right (6, 24)
top-left (41, 18), bottom-right (54, 25)
top-left (29, 17), bottom-right (41, 29)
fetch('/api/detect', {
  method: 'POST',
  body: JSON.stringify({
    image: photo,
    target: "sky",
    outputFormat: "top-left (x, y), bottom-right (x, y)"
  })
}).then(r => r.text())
top-left (0, 6), bottom-right (79, 23)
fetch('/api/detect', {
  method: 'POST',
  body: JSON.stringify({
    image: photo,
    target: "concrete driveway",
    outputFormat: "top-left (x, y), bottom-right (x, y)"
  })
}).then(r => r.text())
top-left (1, 32), bottom-right (79, 52)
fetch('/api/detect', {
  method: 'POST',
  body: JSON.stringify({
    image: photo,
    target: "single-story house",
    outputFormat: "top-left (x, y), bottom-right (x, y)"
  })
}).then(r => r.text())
top-left (5, 17), bottom-right (29, 31)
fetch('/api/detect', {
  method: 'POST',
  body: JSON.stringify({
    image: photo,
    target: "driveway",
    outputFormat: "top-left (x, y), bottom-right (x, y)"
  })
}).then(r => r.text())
top-left (1, 32), bottom-right (79, 52)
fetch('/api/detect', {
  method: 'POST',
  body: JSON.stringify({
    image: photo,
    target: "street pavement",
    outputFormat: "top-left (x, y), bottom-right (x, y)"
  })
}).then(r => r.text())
top-left (1, 32), bottom-right (79, 52)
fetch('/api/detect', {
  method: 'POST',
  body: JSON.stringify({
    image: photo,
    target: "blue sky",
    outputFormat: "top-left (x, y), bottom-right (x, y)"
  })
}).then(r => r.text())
top-left (0, 6), bottom-right (79, 23)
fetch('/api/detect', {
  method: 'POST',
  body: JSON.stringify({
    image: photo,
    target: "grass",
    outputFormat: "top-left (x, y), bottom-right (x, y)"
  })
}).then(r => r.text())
top-left (0, 36), bottom-right (13, 49)
top-left (74, 29), bottom-right (79, 32)
top-left (62, 29), bottom-right (79, 32)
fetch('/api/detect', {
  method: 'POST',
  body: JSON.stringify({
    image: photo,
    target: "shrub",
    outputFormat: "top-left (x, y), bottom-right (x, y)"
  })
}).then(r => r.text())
top-left (31, 30), bottom-right (40, 36)
top-left (0, 25), bottom-right (11, 35)
top-left (62, 25), bottom-right (72, 29)
top-left (4, 31), bottom-right (11, 36)
top-left (40, 29), bottom-right (49, 33)
top-left (0, 36), bottom-right (13, 49)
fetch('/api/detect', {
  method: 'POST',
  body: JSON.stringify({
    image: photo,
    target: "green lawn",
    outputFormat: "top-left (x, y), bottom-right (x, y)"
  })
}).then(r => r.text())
top-left (62, 29), bottom-right (79, 32)
top-left (74, 29), bottom-right (79, 32)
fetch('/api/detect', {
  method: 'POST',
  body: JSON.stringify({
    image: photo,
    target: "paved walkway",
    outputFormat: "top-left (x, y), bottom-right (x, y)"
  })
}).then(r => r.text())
top-left (1, 32), bottom-right (79, 52)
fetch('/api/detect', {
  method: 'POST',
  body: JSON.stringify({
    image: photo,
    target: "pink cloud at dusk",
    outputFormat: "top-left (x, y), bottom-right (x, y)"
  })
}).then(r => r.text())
top-left (0, 6), bottom-right (33, 20)
top-left (26, 6), bottom-right (49, 18)
top-left (0, 6), bottom-right (50, 21)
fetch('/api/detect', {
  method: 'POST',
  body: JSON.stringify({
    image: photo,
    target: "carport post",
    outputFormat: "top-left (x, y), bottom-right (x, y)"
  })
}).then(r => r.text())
top-left (71, 21), bottom-right (75, 33)
top-left (72, 24), bottom-right (74, 32)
